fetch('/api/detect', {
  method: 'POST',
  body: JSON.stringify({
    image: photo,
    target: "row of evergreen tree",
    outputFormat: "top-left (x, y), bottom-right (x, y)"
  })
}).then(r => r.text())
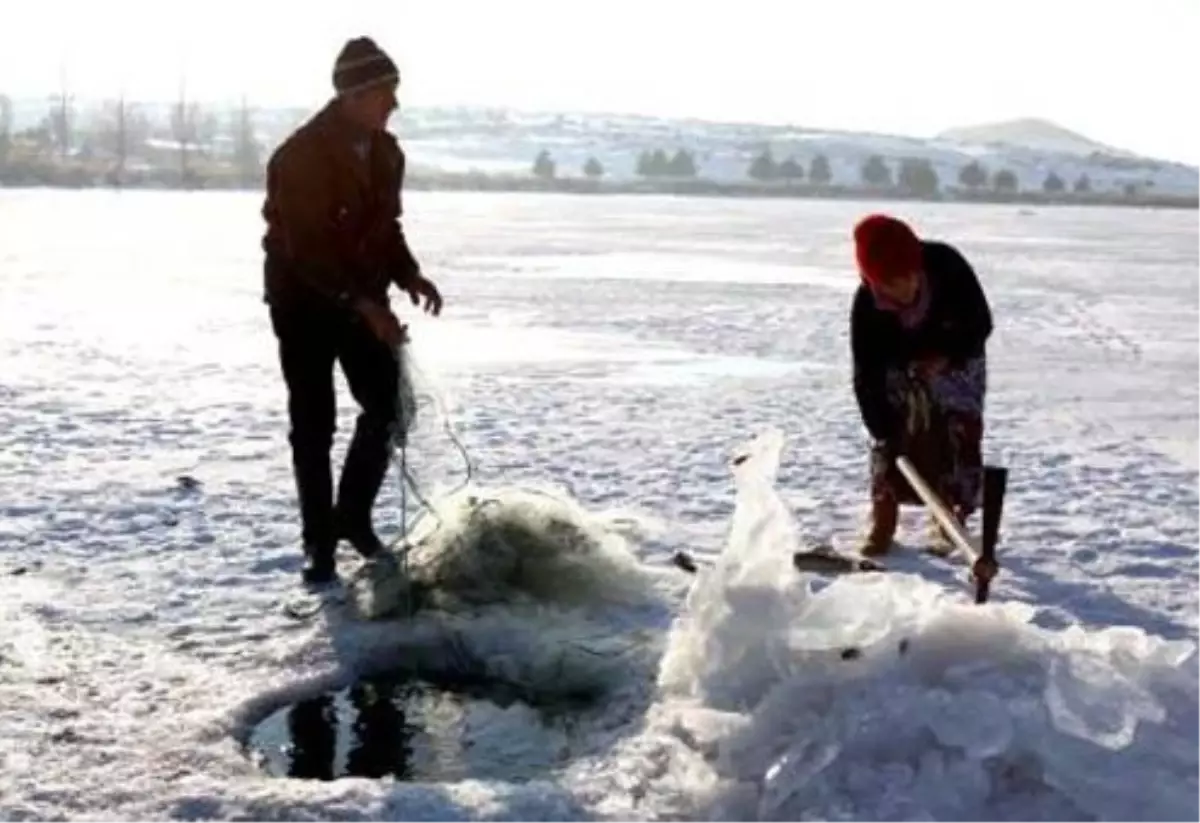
top-left (847, 154), bottom-right (1092, 195)
top-left (533, 146), bottom-right (1101, 195)
top-left (534, 148), bottom-right (702, 180)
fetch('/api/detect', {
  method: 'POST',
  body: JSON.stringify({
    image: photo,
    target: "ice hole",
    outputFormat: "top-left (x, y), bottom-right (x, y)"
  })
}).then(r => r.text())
top-left (246, 666), bottom-right (594, 783)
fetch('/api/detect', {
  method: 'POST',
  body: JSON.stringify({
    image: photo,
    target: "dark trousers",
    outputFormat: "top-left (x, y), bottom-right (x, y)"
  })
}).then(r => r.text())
top-left (270, 299), bottom-right (398, 557)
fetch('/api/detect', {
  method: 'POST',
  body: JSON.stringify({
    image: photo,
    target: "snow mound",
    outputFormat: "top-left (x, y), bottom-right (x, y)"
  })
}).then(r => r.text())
top-left (652, 429), bottom-right (1198, 821)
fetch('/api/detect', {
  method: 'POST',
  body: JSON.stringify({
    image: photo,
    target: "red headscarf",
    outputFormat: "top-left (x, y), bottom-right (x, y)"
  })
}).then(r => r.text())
top-left (853, 214), bottom-right (923, 287)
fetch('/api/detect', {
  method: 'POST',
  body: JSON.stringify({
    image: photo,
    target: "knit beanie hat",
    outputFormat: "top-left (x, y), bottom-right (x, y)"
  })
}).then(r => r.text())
top-left (333, 37), bottom-right (399, 96)
top-left (853, 214), bottom-right (923, 286)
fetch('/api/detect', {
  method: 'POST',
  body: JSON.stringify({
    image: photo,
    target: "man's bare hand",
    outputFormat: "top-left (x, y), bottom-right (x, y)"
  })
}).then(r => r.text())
top-left (355, 299), bottom-right (408, 347)
top-left (405, 275), bottom-right (443, 316)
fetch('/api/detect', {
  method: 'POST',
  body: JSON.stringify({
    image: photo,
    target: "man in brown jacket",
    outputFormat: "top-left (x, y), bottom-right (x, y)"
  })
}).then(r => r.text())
top-left (262, 36), bottom-right (442, 585)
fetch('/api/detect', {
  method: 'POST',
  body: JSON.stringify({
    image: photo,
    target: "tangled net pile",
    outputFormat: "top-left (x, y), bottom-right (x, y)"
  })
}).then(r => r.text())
top-left (346, 342), bottom-right (665, 622)
top-left (353, 484), bottom-right (663, 620)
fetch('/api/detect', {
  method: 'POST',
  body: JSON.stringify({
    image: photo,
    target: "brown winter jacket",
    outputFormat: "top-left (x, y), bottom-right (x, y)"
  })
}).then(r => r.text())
top-left (261, 99), bottom-right (421, 308)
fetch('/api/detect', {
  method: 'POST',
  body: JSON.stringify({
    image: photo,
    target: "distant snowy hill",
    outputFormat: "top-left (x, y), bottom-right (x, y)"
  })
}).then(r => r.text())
top-left (389, 107), bottom-right (1197, 197)
top-left (936, 117), bottom-right (1127, 158)
top-left (4, 96), bottom-right (1197, 197)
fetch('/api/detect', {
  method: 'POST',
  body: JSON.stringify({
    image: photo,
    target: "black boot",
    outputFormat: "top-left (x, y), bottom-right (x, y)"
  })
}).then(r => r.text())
top-left (302, 545), bottom-right (338, 586)
top-left (292, 434), bottom-right (338, 582)
top-left (334, 412), bottom-right (393, 558)
top-left (333, 508), bottom-right (386, 558)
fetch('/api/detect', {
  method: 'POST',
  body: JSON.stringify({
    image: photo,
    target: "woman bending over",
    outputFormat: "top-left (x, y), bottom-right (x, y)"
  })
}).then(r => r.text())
top-left (849, 213), bottom-right (993, 556)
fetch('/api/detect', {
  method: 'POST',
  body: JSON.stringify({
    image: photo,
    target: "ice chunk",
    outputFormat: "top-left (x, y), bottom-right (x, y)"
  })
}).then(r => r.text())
top-left (1045, 652), bottom-right (1166, 750)
top-left (758, 737), bottom-right (841, 820)
top-left (651, 429), bottom-right (1199, 823)
top-left (1093, 625), bottom-right (1197, 670)
top-left (664, 705), bottom-right (750, 760)
top-left (784, 577), bottom-right (900, 652)
top-left (927, 688), bottom-right (1014, 759)
top-left (720, 428), bottom-right (803, 586)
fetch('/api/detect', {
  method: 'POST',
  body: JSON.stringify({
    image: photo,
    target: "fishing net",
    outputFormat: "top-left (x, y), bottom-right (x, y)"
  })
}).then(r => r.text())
top-left (348, 342), bottom-right (663, 621)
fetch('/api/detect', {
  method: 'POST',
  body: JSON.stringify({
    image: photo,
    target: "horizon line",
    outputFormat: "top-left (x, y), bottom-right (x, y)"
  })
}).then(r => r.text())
top-left (2, 89), bottom-right (1196, 168)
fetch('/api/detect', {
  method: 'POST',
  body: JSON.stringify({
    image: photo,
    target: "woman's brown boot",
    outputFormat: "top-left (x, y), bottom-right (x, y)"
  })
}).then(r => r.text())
top-left (859, 498), bottom-right (898, 557)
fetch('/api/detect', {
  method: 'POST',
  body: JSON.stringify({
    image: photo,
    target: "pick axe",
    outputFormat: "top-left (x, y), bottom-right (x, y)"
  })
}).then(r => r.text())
top-left (895, 456), bottom-right (1008, 604)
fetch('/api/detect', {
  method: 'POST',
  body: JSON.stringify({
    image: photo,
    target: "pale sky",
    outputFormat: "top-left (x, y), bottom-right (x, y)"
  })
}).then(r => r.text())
top-left (1, 0), bottom-right (1196, 164)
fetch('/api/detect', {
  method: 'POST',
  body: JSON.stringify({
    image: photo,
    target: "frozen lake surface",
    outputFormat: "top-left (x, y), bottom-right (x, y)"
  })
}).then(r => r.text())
top-left (0, 190), bottom-right (1195, 820)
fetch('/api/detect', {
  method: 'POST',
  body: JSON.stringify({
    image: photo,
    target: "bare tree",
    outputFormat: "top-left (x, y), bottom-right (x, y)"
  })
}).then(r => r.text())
top-left (233, 95), bottom-right (262, 187)
top-left (171, 81), bottom-right (219, 187)
top-left (172, 78), bottom-right (190, 182)
top-left (0, 94), bottom-right (12, 168)
top-left (95, 95), bottom-right (149, 183)
top-left (49, 64), bottom-right (74, 160)
top-left (112, 94), bottom-right (128, 177)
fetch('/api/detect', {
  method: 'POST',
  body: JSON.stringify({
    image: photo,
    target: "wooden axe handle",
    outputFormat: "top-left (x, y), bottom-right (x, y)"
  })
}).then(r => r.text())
top-left (895, 456), bottom-right (980, 564)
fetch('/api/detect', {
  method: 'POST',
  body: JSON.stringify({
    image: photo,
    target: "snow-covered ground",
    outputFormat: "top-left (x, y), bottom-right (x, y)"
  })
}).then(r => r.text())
top-left (0, 190), bottom-right (1196, 820)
